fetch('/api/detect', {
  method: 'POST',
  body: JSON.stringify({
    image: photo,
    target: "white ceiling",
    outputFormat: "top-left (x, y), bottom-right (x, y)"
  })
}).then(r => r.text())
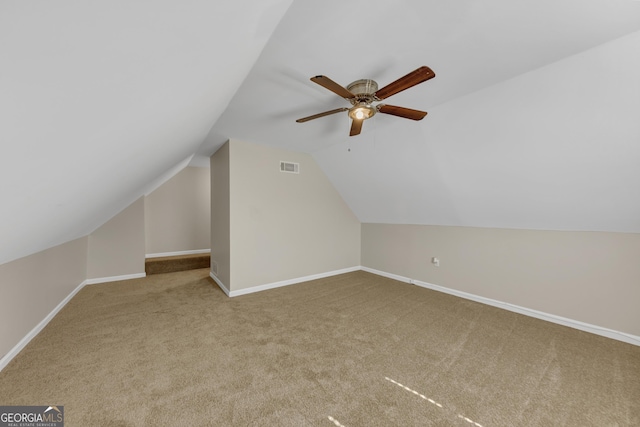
top-left (200, 0), bottom-right (640, 232)
top-left (0, 0), bottom-right (293, 264)
top-left (2, 0), bottom-right (640, 264)
top-left (200, 0), bottom-right (640, 153)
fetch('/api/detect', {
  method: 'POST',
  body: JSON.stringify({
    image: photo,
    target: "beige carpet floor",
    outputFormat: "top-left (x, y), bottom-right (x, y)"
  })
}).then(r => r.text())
top-left (0, 269), bottom-right (638, 426)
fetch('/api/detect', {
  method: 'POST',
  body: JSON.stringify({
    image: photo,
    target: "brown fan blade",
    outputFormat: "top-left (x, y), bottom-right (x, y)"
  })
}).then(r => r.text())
top-left (374, 66), bottom-right (435, 100)
top-left (310, 75), bottom-right (355, 99)
top-left (377, 104), bottom-right (428, 121)
top-left (350, 119), bottom-right (363, 136)
top-left (296, 107), bottom-right (349, 123)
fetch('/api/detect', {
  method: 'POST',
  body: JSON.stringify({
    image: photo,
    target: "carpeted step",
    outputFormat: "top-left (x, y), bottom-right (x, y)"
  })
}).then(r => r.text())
top-left (145, 254), bottom-right (210, 275)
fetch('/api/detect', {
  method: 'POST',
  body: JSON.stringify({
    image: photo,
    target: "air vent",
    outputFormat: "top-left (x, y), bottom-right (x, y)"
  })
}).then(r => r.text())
top-left (280, 161), bottom-right (300, 174)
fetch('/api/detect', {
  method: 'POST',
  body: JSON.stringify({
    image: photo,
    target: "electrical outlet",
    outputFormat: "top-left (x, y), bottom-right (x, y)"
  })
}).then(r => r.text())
top-left (431, 257), bottom-right (440, 267)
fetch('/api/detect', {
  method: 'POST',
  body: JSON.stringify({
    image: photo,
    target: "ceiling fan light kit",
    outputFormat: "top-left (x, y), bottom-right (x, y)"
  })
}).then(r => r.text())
top-left (296, 66), bottom-right (435, 136)
top-left (348, 104), bottom-right (376, 120)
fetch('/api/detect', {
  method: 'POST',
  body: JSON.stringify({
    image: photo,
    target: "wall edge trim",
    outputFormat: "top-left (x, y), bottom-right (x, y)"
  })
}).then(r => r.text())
top-left (85, 273), bottom-right (146, 285)
top-left (360, 266), bottom-right (640, 347)
top-left (146, 249), bottom-right (211, 259)
top-left (209, 271), bottom-right (231, 296)
top-left (0, 279), bottom-right (88, 372)
top-left (223, 266), bottom-right (360, 298)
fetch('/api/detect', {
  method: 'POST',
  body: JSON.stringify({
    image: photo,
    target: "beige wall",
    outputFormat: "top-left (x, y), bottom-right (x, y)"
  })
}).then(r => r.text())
top-left (87, 197), bottom-right (145, 279)
top-left (0, 237), bottom-right (87, 358)
top-left (145, 166), bottom-right (210, 255)
top-left (362, 223), bottom-right (640, 336)
top-left (227, 139), bottom-right (360, 291)
top-left (211, 142), bottom-right (231, 286)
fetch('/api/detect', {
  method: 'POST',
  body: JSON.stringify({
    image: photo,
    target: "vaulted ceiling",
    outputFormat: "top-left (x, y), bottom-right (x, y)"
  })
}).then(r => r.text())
top-left (2, 0), bottom-right (640, 265)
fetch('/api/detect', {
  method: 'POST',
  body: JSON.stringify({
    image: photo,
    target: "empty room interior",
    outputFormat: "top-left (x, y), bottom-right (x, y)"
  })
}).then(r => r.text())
top-left (1, 1), bottom-right (639, 426)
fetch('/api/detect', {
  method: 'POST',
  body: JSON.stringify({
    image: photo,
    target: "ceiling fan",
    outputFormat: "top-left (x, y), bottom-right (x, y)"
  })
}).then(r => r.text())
top-left (296, 66), bottom-right (435, 136)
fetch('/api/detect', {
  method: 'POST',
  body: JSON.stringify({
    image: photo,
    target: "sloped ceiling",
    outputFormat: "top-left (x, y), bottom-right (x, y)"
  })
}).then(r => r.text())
top-left (315, 31), bottom-right (640, 232)
top-left (200, 0), bottom-right (640, 232)
top-left (0, 0), bottom-right (292, 265)
top-left (2, 1), bottom-right (640, 265)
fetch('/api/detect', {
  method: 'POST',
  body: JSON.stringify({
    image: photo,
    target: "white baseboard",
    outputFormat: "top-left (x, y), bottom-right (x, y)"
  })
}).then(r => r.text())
top-left (209, 271), bottom-right (231, 297)
top-left (85, 272), bottom-right (146, 285)
top-left (361, 266), bottom-right (640, 347)
top-left (0, 279), bottom-right (88, 372)
top-left (212, 266), bottom-right (361, 298)
top-left (5, 265), bottom-right (634, 375)
top-left (360, 267), bottom-right (410, 284)
top-left (146, 249), bottom-right (210, 259)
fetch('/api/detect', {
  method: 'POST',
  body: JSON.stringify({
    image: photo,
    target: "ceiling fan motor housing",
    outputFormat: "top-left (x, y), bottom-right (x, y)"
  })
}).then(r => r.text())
top-left (346, 79), bottom-right (378, 120)
top-left (347, 79), bottom-right (378, 96)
